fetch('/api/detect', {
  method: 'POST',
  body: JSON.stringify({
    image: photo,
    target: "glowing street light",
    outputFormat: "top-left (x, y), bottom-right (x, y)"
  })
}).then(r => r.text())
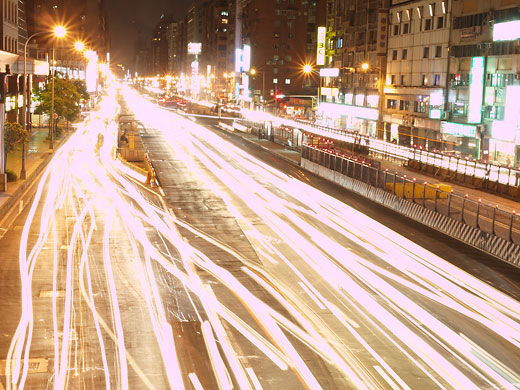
top-left (303, 64), bottom-right (312, 74)
top-left (74, 41), bottom-right (85, 52)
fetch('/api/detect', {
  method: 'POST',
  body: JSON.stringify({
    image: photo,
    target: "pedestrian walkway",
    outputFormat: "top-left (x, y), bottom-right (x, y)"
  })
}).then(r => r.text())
top-left (0, 127), bottom-right (67, 221)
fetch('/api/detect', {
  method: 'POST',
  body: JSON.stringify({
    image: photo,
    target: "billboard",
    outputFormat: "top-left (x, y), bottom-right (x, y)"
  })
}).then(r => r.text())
top-left (493, 20), bottom-right (520, 41)
top-left (188, 42), bottom-right (202, 55)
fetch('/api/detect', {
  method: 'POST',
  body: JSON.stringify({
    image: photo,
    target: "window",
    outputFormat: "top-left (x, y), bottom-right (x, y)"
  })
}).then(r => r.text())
top-left (428, 3), bottom-right (435, 17)
top-left (434, 74), bottom-right (440, 86)
top-left (285, 78), bottom-right (291, 84)
top-left (393, 25), bottom-right (399, 36)
top-left (391, 74), bottom-right (396, 84)
top-left (403, 23), bottom-right (410, 34)
top-left (274, 20), bottom-right (281, 27)
top-left (387, 99), bottom-right (397, 109)
top-left (423, 47), bottom-right (430, 58)
top-left (414, 96), bottom-right (429, 113)
top-left (402, 49), bottom-right (408, 59)
top-left (274, 33), bottom-right (280, 38)
top-left (399, 100), bottom-right (410, 111)
top-left (273, 78), bottom-right (278, 84)
top-left (400, 75), bottom-right (406, 85)
top-left (273, 67), bottom-right (279, 74)
top-left (422, 75), bottom-right (427, 85)
top-left (435, 45), bottom-right (442, 57)
top-left (392, 50), bottom-right (398, 60)
top-left (424, 18), bottom-right (431, 30)
top-left (436, 16), bottom-right (444, 29)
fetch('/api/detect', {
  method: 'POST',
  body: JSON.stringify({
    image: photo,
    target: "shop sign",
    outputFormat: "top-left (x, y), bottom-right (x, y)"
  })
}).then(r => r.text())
top-left (468, 57), bottom-right (484, 123)
top-left (321, 87), bottom-right (339, 97)
top-left (317, 27), bottom-right (326, 66)
top-left (319, 68), bottom-right (339, 77)
top-left (440, 121), bottom-right (477, 138)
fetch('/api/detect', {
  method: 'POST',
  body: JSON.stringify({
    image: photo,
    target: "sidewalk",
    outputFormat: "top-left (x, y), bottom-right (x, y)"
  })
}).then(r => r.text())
top-left (0, 127), bottom-right (66, 221)
top-left (233, 130), bottom-right (520, 216)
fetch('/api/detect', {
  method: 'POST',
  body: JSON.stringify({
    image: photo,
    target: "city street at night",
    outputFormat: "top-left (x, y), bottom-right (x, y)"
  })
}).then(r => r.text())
top-left (2, 85), bottom-right (520, 389)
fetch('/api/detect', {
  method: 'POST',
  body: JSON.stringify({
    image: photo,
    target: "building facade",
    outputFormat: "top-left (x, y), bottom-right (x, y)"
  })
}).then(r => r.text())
top-left (383, 0), bottom-right (451, 149)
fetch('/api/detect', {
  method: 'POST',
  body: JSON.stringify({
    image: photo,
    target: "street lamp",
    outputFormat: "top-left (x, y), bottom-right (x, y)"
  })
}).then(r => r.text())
top-left (250, 68), bottom-right (265, 108)
top-left (21, 25), bottom-right (66, 179)
top-left (50, 26), bottom-right (66, 150)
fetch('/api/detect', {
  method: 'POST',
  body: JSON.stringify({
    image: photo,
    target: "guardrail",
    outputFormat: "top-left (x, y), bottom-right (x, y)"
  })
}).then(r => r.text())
top-left (302, 144), bottom-right (520, 245)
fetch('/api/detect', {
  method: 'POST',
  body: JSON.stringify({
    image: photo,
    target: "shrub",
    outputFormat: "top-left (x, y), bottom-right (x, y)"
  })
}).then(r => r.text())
top-left (6, 169), bottom-right (17, 182)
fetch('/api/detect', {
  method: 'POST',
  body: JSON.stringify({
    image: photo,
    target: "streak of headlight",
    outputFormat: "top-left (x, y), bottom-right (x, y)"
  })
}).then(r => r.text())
top-left (200, 321), bottom-right (233, 390)
top-left (120, 88), bottom-right (516, 390)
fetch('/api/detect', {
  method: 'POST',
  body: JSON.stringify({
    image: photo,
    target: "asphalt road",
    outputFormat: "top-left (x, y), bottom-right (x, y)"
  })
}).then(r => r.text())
top-left (0, 84), bottom-right (519, 390)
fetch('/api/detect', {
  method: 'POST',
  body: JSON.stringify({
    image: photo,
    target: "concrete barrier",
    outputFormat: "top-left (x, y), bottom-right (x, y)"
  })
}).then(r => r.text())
top-left (302, 158), bottom-right (520, 266)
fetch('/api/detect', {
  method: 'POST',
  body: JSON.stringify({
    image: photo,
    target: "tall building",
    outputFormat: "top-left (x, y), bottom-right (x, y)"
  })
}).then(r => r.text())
top-left (240, 0), bottom-right (319, 103)
top-left (166, 20), bottom-right (179, 75)
top-left (317, 0), bottom-right (390, 138)
top-left (447, 0), bottom-right (520, 164)
top-left (151, 14), bottom-right (173, 76)
top-left (383, 0), bottom-right (451, 149)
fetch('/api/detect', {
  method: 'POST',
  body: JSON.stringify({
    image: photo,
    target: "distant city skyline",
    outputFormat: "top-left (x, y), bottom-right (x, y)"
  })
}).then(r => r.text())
top-left (106, 0), bottom-right (190, 71)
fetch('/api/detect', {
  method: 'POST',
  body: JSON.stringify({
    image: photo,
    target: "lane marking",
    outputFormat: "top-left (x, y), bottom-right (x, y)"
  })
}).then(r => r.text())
top-left (246, 367), bottom-right (264, 390)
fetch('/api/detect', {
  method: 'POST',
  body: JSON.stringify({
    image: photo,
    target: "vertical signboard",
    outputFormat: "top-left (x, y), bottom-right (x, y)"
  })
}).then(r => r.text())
top-left (468, 57), bottom-right (484, 123)
top-left (317, 27), bottom-right (326, 66)
top-left (377, 9), bottom-right (389, 55)
top-left (243, 45), bottom-right (251, 72)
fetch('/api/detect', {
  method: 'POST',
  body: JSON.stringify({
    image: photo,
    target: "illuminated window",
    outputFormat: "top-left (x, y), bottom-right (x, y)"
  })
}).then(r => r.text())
top-left (221, 18), bottom-right (228, 24)
top-left (285, 78), bottom-right (291, 84)
top-left (273, 78), bottom-right (278, 84)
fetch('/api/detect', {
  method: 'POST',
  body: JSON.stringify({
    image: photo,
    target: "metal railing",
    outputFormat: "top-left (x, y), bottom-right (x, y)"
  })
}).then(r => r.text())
top-left (302, 144), bottom-right (520, 244)
top-left (296, 120), bottom-right (520, 190)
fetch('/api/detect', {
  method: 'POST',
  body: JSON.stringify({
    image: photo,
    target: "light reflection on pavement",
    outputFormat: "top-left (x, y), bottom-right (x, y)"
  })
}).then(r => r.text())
top-left (5, 83), bottom-right (520, 390)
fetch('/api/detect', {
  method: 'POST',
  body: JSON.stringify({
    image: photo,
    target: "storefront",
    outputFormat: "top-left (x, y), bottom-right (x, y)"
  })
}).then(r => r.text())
top-left (317, 102), bottom-right (378, 136)
top-left (489, 120), bottom-right (518, 166)
top-left (440, 121), bottom-right (480, 159)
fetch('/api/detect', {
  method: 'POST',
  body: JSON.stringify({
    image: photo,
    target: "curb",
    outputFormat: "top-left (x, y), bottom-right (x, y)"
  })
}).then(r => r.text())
top-left (0, 133), bottom-right (72, 226)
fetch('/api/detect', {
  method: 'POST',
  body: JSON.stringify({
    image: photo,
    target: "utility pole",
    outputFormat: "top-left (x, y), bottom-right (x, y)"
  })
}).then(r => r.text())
top-left (0, 65), bottom-right (10, 192)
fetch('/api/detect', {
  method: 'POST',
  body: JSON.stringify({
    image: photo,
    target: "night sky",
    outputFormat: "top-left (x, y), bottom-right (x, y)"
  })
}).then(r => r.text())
top-left (106, 0), bottom-right (191, 71)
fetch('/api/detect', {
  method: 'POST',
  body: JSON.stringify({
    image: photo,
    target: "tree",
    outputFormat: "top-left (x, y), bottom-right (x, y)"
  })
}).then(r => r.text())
top-left (3, 122), bottom-right (29, 171)
top-left (34, 73), bottom-right (83, 133)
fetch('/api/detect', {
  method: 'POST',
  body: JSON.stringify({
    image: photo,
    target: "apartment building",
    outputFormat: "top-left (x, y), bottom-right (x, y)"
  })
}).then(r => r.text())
top-left (240, 0), bottom-right (319, 103)
top-left (447, 0), bottom-right (520, 164)
top-left (318, 0), bottom-right (390, 138)
top-left (383, 0), bottom-right (451, 149)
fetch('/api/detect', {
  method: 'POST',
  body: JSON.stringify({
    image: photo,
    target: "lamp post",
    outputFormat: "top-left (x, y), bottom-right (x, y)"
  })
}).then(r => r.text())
top-left (250, 68), bottom-right (265, 108)
top-left (21, 25), bottom-right (66, 178)
top-left (49, 26), bottom-right (66, 150)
